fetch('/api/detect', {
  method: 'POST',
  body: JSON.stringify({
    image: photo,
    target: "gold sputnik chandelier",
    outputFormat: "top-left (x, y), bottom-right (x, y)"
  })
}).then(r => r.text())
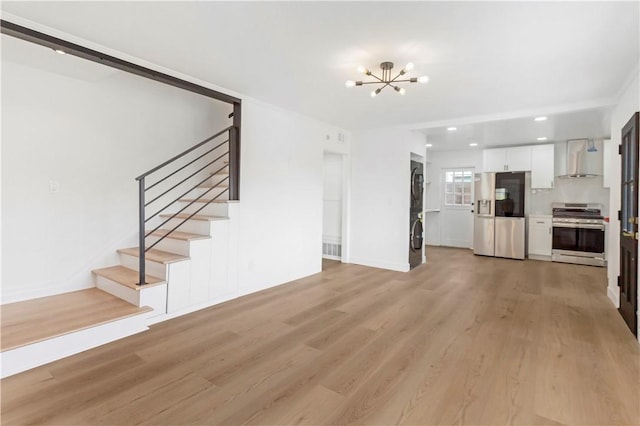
top-left (345, 61), bottom-right (429, 97)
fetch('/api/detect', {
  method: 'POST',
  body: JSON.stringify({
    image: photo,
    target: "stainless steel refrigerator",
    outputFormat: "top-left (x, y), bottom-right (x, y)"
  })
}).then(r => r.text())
top-left (494, 172), bottom-right (525, 260)
top-left (473, 172), bottom-right (526, 260)
top-left (473, 172), bottom-right (495, 256)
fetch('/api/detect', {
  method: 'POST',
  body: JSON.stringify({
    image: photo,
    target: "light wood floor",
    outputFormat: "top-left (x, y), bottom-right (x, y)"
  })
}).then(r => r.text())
top-left (1, 247), bottom-right (638, 425)
top-left (0, 289), bottom-right (151, 351)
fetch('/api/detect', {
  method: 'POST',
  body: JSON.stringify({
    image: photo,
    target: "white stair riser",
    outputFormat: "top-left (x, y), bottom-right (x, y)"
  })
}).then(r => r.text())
top-left (95, 276), bottom-right (167, 317)
top-left (178, 201), bottom-right (229, 216)
top-left (184, 187), bottom-right (229, 200)
top-left (0, 313), bottom-right (150, 379)
top-left (190, 185), bottom-right (229, 199)
top-left (146, 235), bottom-right (192, 256)
top-left (140, 285), bottom-right (168, 317)
top-left (119, 253), bottom-right (169, 279)
top-left (208, 174), bottom-right (229, 184)
top-left (162, 217), bottom-right (215, 235)
top-left (96, 275), bottom-right (141, 306)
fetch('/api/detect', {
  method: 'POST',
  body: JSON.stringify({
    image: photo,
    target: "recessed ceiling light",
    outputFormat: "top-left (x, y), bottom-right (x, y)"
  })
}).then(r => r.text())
top-left (469, 143), bottom-right (478, 147)
top-left (426, 144), bottom-right (433, 147)
top-left (447, 127), bottom-right (457, 132)
top-left (534, 116), bottom-right (547, 121)
top-left (54, 49), bottom-right (66, 55)
top-left (537, 137), bottom-right (548, 141)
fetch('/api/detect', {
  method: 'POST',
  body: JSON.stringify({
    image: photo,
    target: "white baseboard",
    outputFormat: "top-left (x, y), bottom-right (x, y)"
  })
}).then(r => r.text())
top-left (322, 254), bottom-right (341, 261)
top-left (147, 292), bottom-right (239, 325)
top-left (607, 286), bottom-right (620, 307)
top-left (528, 254), bottom-right (552, 261)
top-left (0, 312), bottom-right (149, 378)
top-left (348, 257), bottom-right (410, 272)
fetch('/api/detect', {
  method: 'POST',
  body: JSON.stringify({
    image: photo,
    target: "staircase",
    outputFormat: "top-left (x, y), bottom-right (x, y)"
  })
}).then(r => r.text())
top-left (92, 169), bottom-right (237, 322)
top-left (95, 125), bottom-right (240, 321)
top-left (1, 125), bottom-right (240, 378)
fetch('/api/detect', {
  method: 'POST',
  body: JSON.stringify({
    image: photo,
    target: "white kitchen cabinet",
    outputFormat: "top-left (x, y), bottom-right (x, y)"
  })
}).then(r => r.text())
top-left (531, 144), bottom-right (555, 188)
top-left (483, 148), bottom-right (507, 172)
top-left (528, 215), bottom-right (552, 259)
top-left (506, 146), bottom-right (532, 171)
top-left (483, 146), bottom-right (531, 172)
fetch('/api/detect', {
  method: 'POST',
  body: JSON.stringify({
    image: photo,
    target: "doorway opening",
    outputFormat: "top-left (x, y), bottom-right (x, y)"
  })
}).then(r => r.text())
top-left (322, 152), bottom-right (348, 269)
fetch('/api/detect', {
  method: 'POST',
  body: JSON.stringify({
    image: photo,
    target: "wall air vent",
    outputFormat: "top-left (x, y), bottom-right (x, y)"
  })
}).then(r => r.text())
top-left (322, 242), bottom-right (342, 260)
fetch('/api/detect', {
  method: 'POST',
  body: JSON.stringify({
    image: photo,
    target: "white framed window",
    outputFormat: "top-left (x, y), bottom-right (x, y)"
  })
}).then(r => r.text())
top-left (444, 169), bottom-right (473, 206)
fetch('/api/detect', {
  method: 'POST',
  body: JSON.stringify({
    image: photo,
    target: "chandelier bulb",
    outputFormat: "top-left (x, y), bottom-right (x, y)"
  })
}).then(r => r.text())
top-left (357, 65), bottom-right (367, 74)
top-left (371, 88), bottom-right (381, 98)
top-left (345, 80), bottom-right (356, 88)
top-left (394, 86), bottom-right (407, 95)
top-left (418, 75), bottom-right (430, 84)
top-left (404, 62), bottom-right (415, 71)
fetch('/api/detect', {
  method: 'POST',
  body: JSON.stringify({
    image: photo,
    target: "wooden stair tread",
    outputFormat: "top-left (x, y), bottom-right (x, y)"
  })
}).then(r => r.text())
top-left (180, 198), bottom-right (228, 203)
top-left (92, 265), bottom-right (165, 289)
top-left (198, 182), bottom-right (229, 189)
top-left (159, 213), bottom-right (229, 222)
top-left (0, 289), bottom-right (152, 352)
top-left (148, 229), bottom-right (210, 241)
top-left (117, 247), bottom-right (189, 264)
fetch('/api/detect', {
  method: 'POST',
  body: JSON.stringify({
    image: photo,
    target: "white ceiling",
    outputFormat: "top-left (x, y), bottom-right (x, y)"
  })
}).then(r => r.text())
top-left (2, 1), bottom-right (638, 145)
top-left (422, 106), bottom-right (612, 151)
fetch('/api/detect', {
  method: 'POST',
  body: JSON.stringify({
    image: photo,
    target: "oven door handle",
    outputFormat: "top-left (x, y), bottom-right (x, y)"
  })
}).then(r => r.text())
top-left (552, 222), bottom-right (604, 230)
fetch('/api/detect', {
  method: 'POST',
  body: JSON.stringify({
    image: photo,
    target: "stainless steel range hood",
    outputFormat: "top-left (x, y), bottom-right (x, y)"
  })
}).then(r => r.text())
top-left (557, 139), bottom-right (602, 178)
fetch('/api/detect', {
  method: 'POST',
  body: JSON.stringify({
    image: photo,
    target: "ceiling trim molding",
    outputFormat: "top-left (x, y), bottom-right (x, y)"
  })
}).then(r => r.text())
top-left (406, 98), bottom-right (617, 131)
top-left (0, 17), bottom-right (241, 105)
top-left (614, 62), bottom-right (640, 103)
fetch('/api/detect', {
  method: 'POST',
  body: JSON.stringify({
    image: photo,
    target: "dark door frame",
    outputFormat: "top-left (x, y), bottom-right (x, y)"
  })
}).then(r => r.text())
top-left (619, 112), bottom-right (639, 336)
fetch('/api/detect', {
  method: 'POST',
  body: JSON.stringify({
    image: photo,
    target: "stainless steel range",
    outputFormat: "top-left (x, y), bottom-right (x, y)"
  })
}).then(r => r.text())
top-left (551, 202), bottom-right (606, 267)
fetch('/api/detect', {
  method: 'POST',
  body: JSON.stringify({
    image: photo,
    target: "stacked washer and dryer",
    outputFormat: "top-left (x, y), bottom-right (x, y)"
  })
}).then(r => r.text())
top-left (409, 160), bottom-right (424, 269)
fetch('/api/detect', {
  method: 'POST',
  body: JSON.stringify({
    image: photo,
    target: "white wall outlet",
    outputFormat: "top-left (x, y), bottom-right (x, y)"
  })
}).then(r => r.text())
top-left (49, 180), bottom-right (60, 193)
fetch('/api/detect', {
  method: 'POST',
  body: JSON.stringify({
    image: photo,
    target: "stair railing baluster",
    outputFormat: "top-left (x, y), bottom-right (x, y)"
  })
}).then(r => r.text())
top-left (138, 177), bottom-right (146, 285)
top-left (229, 126), bottom-right (239, 200)
top-left (135, 124), bottom-right (238, 285)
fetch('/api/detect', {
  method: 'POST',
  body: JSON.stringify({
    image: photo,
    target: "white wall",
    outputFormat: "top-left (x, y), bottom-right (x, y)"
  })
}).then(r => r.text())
top-left (236, 99), bottom-right (349, 296)
top-left (529, 177), bottom-right (610, 215)
top-left (1, 35), bottom-right (231, 303)
top-left (607, 69), bottom-right (640, 319)
top-left (349, 128), bottom-right (425, 272)
top-left (424, 149), bottom-right (483, 246)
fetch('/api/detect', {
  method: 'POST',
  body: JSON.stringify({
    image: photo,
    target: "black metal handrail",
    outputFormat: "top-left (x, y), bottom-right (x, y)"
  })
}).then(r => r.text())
top-left (135, 125), bottom-right (240, 285)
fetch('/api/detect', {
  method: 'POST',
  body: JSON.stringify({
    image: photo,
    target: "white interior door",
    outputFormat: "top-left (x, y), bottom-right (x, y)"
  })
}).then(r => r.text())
top-left (441, 168), bottom-right (474, 248)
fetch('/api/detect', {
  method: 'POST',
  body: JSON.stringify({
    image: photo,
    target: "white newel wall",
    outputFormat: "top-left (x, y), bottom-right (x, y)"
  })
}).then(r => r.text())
top-left (235, 99), bottom-right (350, 296)
top-left (607, 69), bottom-right (640, 324)
top-left (349, 128), bottom-right (425, 272)
top-left (1, 35), bottom-right (231, 303)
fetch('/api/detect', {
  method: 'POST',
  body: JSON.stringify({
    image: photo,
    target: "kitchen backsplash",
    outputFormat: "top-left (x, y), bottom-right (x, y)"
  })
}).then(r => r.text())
top-left (529, 176), bottom-right (610, 217)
